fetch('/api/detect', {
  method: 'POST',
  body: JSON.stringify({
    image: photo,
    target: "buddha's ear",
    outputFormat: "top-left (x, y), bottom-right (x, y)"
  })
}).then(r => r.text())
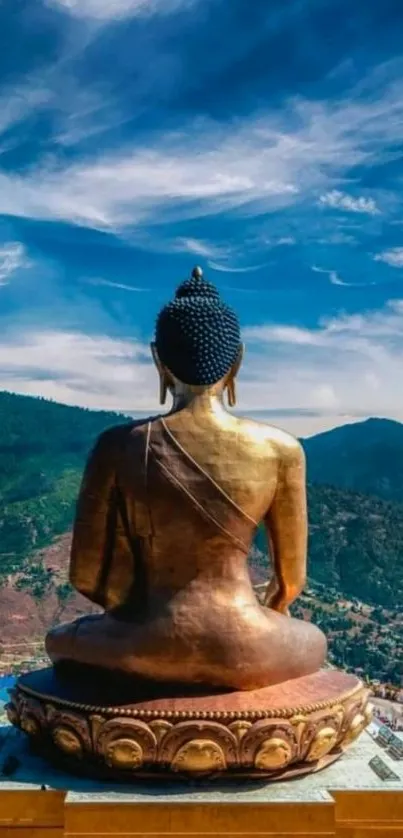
top-left (151, 343), bottom-right (173, 405)
top-left (150, 342), bottom-right (163, 375)
top-left (230, 343), bottom-right (244, 379)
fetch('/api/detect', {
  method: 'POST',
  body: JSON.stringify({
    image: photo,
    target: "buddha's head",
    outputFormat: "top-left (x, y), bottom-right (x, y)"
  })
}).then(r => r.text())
top-left (152, 266), bottom-right (243, 407)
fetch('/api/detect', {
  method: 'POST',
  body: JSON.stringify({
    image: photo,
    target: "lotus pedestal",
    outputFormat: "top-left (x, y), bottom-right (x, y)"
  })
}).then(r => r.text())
top-left (7, 667), bottom-right (371, 782)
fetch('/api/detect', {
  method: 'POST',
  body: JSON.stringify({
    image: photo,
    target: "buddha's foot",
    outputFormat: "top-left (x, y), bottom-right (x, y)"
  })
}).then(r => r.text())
top-left (7, 668), bottom-right (371, 781)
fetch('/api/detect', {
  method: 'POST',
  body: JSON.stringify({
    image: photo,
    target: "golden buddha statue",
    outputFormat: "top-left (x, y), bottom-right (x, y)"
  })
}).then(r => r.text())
top-left (9, 267), bottom-right (371, 780)
top-left (45, 267), bottom-right (326, 690)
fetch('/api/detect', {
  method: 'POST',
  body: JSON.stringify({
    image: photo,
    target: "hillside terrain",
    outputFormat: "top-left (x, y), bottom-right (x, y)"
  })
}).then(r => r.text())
top-left (0, 392), bottom-right (402, 684)
top-left (254, 484), bottom-right (403, 608)
top-left (0, 392), bottom-right (130, 576)
top-left (303, 417), bottom-right (403, 503)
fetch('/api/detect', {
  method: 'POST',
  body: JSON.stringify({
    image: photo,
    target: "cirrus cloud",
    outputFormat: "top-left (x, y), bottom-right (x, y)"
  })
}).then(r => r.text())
top-left (45, 0), bottom-right (199, 21)
top-left (0, 329), bottom-right (153, 411)
top-left (319, 190), bottom-right (380, 215)
top-left (1, 58), bottom-right (403, 233)
top-left (374, 248), bottom-right (403, 268)
top-left (240, 298), bottom-right (403, 432)
top-left (0, 242), bottom-right (28, 285)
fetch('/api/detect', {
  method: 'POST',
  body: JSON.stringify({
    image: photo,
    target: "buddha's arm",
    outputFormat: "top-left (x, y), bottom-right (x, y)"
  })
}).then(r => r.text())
top-left (263, 440), bottom-right (307, 614)
top-left (69, 427), bottom-right (122, 608)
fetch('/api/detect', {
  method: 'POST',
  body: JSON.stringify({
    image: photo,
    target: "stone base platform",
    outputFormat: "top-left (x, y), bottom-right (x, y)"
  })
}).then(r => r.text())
top-left (1, 723), bottom-right (402, 837)
top-left (7, 667), bottom-right (371, 782)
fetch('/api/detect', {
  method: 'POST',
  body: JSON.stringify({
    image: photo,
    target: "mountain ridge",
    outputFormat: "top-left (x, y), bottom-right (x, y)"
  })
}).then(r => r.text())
top-left (303, 415), bottom-right (403, 503)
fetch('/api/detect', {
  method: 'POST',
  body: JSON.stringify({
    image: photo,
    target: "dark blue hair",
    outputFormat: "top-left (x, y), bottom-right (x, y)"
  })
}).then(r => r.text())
top-left (155, 267), bottom-right (241, 386)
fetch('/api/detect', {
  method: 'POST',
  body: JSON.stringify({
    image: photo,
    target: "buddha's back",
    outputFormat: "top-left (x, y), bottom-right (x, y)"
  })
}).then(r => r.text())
top-left (160, 407), bottom-right (280, 525)
top-left (118, 407), bottom-right (283, 591)
top-left (46, 267), bottom-right (326, 690)
top-left (78, 406), bottom-right (322, 691)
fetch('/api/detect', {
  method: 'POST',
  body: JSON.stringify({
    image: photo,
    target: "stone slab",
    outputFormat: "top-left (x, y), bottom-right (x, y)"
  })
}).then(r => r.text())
top-left (0, 727), bottom-right (402, 837)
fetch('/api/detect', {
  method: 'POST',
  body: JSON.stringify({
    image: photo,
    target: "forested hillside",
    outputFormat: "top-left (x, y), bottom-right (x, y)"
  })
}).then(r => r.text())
top-left (254, 484), bottom-right (403, 609)
top-left (303, 417), bottom-right (403, 503)
top-left (0, 392), bottom-right (131, 575)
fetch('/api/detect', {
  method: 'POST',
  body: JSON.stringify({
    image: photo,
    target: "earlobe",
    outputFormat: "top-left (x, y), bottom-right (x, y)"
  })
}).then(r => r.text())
top-left (159, 376), bottom-right (167, 406)
top-left (226, 378), bottom-right (236, 407)
top-left (236, 342), bottom-right (245, 369)
top-left (150, 342), bottom-right (161, 371)
top-left (232, 343), bottom-right (244, 379)
top-left (151, 344), bottom-right (168, 405)
top-left (226, 344), bottom-right (243, 408)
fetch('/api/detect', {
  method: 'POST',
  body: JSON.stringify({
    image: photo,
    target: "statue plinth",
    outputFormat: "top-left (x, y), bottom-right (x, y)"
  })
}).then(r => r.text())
top-left (7, 668), bottom-right (371, 781)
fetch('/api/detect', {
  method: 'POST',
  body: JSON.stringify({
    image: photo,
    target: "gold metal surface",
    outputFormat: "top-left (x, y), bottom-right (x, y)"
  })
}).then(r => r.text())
top-left (306, 727), bottom-right (339, 762)
top-left (344, 711), bottom-right (368, 745)
top-left (254, 736), bottom-right (293, 770)
top-left (45, 336), bottom-right (326, 690)
top-left (105, 738), bottom-right (144, 770)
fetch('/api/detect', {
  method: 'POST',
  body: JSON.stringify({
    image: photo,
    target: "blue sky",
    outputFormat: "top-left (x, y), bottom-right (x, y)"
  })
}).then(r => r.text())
top-left (1, 0), bottom-right (403, 435)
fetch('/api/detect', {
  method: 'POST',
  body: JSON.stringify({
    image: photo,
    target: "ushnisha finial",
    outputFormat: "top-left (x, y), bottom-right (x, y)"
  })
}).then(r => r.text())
top-left (191, 265), bottom-right (203, 280)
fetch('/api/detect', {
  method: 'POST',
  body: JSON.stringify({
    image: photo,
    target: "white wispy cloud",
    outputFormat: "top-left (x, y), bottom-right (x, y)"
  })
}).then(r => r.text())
top-left (45, 0), bottom-right (197, 21)
top-left (0, 243), bottom-right (28, 285)
top-left (311, 264), bottom-right (353, 287)
top-left (317, 232), bottom-right (357, 246)
top-left (319, 190), bottom-right (380, 215)
top-left (173, 238), bottom-right (230, 259)
top-left (0, 70), bottom-right (128, 156)
top-left (374, 248), bottom-right (403, 268)
top-left (276, 237), bottom-right (296, 246)
top-left (1, 60), bottom-right (403, 232)
top-left (241, 299), bottom-right (403, 430)
top-left (85, 278), bottom-right (148, 292)
top-left (0, 84), bottom-right (51, 139)
top-left (3, 299), bottom-right (403, 435)
top-left (0, 330), bottom-right (154, 411)
top-left (0, 134), bottom-right (300, 229)
top-left (208, 261), bottom-right (270, 274)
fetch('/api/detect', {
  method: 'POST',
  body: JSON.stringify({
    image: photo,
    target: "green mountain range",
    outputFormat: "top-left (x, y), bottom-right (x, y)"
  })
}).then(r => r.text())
top-left (303, 417), bottom-right (403, 503)
top-left (0, 392), bottom-right (129, 576)
top-left (0, 392), bottom-right (402, 614)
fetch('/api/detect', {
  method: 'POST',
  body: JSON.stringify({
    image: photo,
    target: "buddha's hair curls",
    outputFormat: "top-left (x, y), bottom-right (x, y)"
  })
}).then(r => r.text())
top-left (155, 267), bottom-right (241, 386)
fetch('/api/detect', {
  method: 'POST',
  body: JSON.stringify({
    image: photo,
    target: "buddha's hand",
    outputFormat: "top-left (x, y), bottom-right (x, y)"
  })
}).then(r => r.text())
top-left (270, 598), bottom-right (291, 617)
top-left (263, 585), bottom-right (291, 617)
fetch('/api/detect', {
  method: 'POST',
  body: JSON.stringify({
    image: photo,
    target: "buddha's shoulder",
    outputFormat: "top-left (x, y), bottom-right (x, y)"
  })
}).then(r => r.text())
top-left (94, 416), bottom-right (159, 448)
top-left (235, 416), bottom-right (304, 461)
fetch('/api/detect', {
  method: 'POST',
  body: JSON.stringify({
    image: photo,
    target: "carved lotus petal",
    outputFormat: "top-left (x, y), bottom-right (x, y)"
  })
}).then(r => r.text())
top-left (240, 718), bottom-right (297, 769)
top-left (50, 710), bottom-right (91, 753)
top-left (53, 725), bottom-right (83, 758)
top-left (255, 736), bottom-right (294, 771)
top-left (306, 726), bottom-right (339, 762)
top-left (105, 737), bottom-right (144, 770)
top-left (95, 717), bottom-right (157, 765)
top-left (159, 720), bottom-right (238, 767)
top-left (171, 738), bottom-right (226, 774)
